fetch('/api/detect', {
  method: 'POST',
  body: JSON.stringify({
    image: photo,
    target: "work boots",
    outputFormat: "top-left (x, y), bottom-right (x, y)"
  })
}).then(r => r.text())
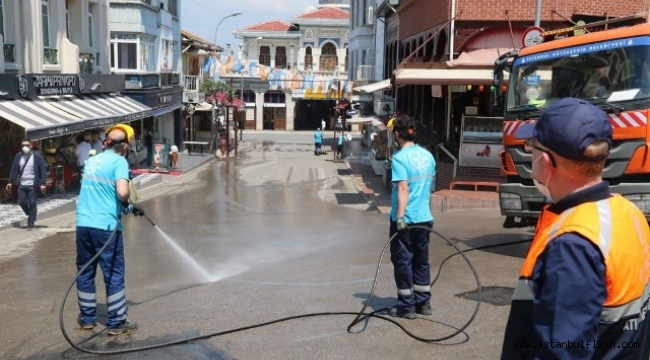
top-left (107, 319), bottom-right (139, 336)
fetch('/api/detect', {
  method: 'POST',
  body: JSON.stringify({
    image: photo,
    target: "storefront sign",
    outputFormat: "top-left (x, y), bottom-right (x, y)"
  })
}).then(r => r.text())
top-left (464, 106), bottom-right (478, 115)
top-left (87, 117), bottom-right (120, 127)
top-left (159, 95), bottom-right (173, 104)
top-left (0, 74), bottom-right (127, 99)
top-left (33, 75), bottom-right (77, 95)
top-left (124, 111), bottom-right (148, 121)
top-left (263, 103), bottom-right (286, 108)
top-left (152, 142), bottom-right (170, 171)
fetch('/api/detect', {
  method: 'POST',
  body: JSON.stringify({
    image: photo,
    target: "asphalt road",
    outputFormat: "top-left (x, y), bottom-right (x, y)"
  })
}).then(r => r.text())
top-left (0, 132), bottom-right (533, 359)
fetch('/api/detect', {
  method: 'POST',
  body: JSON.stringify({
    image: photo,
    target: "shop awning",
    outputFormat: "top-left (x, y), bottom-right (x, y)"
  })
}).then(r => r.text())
top-left (39, 93), bottom-right (152, 130)
top-left (394, 67), bottom-right (508, 86)
top-left (346, 114), bottom-right (379, 124)
top-left (0, 98), bottom-right (86, 140)
top-left (193, 102), bottom-right (214, 112)
top-left (353, 79), bottom-right (392, 94)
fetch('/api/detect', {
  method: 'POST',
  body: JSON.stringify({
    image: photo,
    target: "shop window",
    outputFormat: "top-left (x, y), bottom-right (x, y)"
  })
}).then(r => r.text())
top-left (275, 46), bottom-right (287, 68)
top-left (320, 42), bottom-right (338, 72)
top-left (42, 0), bottom-right (51, 48)
top-left (236, 90), bottom-right (256, 103)
top-left (88, 4), bottom-right (94, 48)
top-left (259, 46), bottom-right (270, 66)
top-left (111, 33), bottom-right (156, 71)
top-left (264, 91), bottom-right (285, 103)
top-left (304, 47), bottom-right (313, 69)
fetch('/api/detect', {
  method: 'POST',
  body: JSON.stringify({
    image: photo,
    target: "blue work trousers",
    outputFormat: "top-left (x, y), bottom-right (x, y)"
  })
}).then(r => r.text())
top-left (76, 226), bottom-right (128, 329)
top-left (389, 221), bottom-right (433, 312)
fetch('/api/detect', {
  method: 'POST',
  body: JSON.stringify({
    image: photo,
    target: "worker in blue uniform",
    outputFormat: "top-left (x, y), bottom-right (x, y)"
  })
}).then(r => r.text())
top-left (314, 128), bottom-right (323, 155)
top-left (388, 116), bottom-right (437, 319)
top-left (75, 124), bottom-right (145, 336)
top-left (500, 98), bottom-right (650, 359)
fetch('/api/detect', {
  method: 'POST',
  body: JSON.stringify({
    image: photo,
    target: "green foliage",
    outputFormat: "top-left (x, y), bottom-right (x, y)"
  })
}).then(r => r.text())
top-left (199, 80), bottom-right (234, 100)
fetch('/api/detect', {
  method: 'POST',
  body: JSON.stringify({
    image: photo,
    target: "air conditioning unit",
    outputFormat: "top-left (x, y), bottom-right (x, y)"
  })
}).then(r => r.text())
top-left (367, 6), bottom-right (374, 25)
top-left (388, 0), bottom-right (400, 5)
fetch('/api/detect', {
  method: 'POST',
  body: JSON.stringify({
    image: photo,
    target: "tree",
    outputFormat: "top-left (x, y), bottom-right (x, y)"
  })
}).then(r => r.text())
top-left (199, 80), bottom-right (234, 153)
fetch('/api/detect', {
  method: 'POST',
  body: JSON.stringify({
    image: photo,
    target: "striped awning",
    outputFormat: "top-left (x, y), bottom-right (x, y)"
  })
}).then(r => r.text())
top-left (0, 93), bottom-right (152, 140)
top-left (39, 93), bottom-right (152, 129)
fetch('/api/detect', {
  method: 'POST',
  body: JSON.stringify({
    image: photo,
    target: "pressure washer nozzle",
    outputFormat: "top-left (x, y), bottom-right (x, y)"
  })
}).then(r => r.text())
top-left (144, 214), bottom-right (156, 227)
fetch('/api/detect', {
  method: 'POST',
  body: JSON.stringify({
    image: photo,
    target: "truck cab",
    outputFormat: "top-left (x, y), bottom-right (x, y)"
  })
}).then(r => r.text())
top-left (495, 22), bottom-right (650, 228)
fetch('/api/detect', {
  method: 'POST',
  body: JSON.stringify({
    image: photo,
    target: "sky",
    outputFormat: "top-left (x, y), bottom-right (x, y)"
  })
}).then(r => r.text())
top-left (180, 0), bottom-right (321, 53)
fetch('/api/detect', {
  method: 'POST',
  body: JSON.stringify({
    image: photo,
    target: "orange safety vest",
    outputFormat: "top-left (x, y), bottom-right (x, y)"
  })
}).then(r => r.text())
top-left (508, 195), bottom-right (650, 358)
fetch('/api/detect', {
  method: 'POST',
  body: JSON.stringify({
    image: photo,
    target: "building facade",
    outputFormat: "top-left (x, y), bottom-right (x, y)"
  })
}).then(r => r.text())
top-left (224, 2), bottom-right (352, 131)
top-left (380, 0), bottom-right (647, 189)
top-left (0, 0), bottom-right (152, 193)
top-left (108, 0), bottom-right (184, 150)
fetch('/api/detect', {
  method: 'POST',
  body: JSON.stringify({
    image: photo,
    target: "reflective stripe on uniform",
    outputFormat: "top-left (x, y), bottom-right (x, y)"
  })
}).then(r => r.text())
top-left (77, 291), bottom-right (96, 301)
top-left (407, 174), bottom-right (435, 182)
top-left (107, 289), bottom-right (125, 303)
top-left (596, 199), bottom-right (613, 256)
top-left (78, 301), bottom-right (97, 308)
top-left (512, 278), bottom-right (535, 300)
top-left (397, 288), bottom-right (413, 296)
top-left (413, 284), bottom-right (431, 292)
top-left (601, 281), bottom-right (650, 323)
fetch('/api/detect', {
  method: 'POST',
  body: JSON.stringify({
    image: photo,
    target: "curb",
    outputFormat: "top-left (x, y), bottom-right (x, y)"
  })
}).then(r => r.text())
top-left (0, 175), bottom-right (163, 232)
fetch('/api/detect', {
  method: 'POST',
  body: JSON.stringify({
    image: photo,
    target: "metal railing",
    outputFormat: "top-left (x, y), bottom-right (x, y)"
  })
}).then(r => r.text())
top-left (183, 75), bottom-right (202, 91)
top-left (356, 65), bottom-right (375, 81)
top-left (79, 53), bottom-right (94, 74)
top-left (44, 48), bottom-right (58, 64)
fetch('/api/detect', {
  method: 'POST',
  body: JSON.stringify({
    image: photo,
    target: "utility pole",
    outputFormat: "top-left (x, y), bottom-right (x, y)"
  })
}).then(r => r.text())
top-left (534, 0), bottom-right (542, 27)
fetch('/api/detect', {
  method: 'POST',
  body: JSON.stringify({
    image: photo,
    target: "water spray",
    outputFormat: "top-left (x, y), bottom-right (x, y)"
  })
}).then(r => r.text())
top-left (59, 214), bottom-right (532, 355)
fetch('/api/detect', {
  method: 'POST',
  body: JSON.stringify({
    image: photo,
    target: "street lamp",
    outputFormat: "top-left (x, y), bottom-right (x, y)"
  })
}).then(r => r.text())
top-left (211, 11), bottom-right (242, 154)
top-left (239, 36), bottom-right (262, 141)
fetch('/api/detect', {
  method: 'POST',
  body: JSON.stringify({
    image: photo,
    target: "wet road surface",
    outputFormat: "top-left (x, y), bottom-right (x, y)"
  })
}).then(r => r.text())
top-left (0, 134), bottom-right (532, 359)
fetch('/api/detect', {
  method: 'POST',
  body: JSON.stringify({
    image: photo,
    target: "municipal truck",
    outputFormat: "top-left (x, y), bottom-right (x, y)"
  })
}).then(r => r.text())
top-left (493, 14), bottom-right (650, 228)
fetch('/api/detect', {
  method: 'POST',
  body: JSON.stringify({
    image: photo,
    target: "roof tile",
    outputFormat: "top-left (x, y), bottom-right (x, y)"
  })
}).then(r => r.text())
top-left (297, 7), bottom-right (350, 20)
top-left (242, 20), bottom-right (297, 32)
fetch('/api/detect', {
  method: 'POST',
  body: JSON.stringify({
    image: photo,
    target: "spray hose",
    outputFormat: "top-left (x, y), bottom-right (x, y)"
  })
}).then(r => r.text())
top-left (59, 220), bottom-right (532, 355)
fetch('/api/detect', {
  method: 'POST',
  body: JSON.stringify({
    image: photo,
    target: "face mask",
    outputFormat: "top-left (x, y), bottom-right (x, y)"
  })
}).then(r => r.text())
top-left (22, 146), bottom-right (30, 154)
top-left (532, 156), bottom-right (553, 202)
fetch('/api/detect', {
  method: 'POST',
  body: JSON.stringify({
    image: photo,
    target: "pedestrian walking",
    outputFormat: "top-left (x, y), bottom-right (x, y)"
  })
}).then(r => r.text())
top-left (90, 130), bottom-right (103, 155)
top-left (321, 118), bottom-right (326, 131)
top-left (387, 116), bottom-right (437, 320)
top-left (500, 98), bottom-right (650, 359)
top-left (314, 128), bottom-right (323, 155)
top-left (5, 138), bottom-right (47, 230)
top-left (336, 132), bottom-right (345, 159)
top-left (145, 128), bottom-right (153, 167)
top-left (75, 134), bottom-right (91, 178)
top-left (75, 123), bottom-right (145, 336)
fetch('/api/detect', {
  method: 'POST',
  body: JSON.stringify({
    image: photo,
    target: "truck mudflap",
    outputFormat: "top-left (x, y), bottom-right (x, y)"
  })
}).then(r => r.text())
top-left (499, 182), bottom-right (650, 228)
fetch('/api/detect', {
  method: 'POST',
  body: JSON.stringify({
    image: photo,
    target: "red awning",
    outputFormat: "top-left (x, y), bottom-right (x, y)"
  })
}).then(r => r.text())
top-left (206, 91), bottom-right (246, 109)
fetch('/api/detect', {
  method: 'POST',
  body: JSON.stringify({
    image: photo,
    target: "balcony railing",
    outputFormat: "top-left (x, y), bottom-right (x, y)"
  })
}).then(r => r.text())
top-left (44, 48), bottom-right (58, 65)
top-left (356, 65), bottom-right (375, 81)
top-left (79, 53), bottom-right (95, 74)
top-left (183, 75), bottom-right (202, 91)
top-left (3, 44), bottom-right (14, 62)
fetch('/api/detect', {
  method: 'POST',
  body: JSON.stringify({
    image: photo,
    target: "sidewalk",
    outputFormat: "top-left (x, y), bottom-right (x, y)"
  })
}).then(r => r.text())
top-left (343, 138), bottom-right (499, 214)
top-left (0, 141), bottom-right (259, 231)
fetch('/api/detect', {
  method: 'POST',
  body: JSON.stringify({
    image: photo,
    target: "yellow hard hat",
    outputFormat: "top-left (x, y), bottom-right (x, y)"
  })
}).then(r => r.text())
top-left (104, 123), bottom-right (135, 143)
